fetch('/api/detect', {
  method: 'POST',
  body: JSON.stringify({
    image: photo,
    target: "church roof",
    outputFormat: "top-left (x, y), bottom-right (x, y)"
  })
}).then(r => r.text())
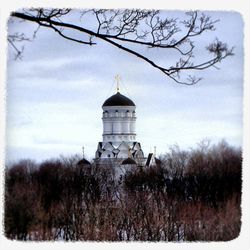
top-left (121, 157), bottom-right (137, 165)
top-left (102, 92), bottom-right (135, 107)
top-left (145, 153), bottom-right (162, 167)
top-left (145, 153), bottom-right (153, 167)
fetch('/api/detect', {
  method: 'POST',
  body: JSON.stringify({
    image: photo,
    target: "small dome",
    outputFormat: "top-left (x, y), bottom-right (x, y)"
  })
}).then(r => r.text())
top-left (102, 92), bottom-right (135, 107)
top-left (121, 157), bottom-right (137, 165)
top-left (77, 158), bottom-right (91, 166)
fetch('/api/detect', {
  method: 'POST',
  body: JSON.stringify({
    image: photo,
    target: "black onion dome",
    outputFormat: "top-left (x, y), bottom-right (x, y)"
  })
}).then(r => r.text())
top-left (102, 92), bottom-right (135, 107)
top-left (121, 157), bottom-right (137, 165)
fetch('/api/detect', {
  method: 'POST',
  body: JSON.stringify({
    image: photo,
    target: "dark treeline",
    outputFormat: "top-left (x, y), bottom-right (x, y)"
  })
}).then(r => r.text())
top-left (5, 140), bottom-right (242, 241)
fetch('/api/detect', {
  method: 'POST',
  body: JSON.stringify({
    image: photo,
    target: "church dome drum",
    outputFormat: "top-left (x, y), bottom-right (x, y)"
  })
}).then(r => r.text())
top-left (95, 76), bottom-right (145, 165)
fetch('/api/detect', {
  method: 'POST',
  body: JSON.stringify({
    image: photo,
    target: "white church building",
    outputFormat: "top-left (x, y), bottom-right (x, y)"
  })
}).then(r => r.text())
top-left (94, 79), bottom-right (160, 169)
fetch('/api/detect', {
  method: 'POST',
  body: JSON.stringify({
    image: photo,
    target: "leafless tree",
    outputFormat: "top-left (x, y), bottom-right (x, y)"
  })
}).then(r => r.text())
top-left (9, 8), bottom-right (234, 85)
top-left (4, 140), bottom-right (241, 241)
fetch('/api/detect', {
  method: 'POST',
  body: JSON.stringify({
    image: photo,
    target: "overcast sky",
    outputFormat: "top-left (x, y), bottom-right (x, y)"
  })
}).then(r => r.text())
top-left (6, 10), bottom-right (243, 163)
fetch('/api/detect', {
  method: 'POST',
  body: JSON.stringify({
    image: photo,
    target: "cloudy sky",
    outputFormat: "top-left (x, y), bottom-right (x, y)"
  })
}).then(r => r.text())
top-left (6, 10), bottom-right (243, 163)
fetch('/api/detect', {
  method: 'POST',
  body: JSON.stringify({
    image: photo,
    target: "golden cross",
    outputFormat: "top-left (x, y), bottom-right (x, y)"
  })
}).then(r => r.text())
top-left (115, 74), bottom-right (120, 93)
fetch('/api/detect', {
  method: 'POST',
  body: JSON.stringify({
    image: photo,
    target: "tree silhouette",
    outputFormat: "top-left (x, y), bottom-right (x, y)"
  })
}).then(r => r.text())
top-left (9, 8), bottom-right (234, 85)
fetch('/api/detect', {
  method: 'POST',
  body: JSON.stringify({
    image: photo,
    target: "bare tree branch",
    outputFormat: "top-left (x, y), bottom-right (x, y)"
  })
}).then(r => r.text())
top-left (9, 8), bottom-right (234, 85)
top-left (8, 32), bottom-right (30, 59)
